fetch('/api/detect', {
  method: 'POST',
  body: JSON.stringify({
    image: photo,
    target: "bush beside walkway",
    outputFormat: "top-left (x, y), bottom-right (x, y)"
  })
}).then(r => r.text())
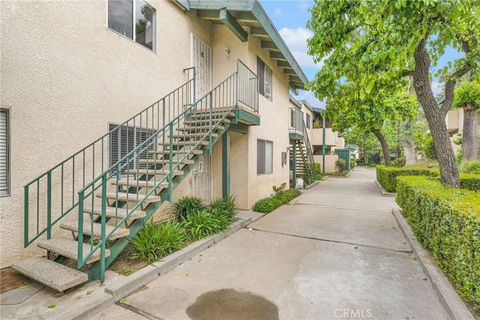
top-left (376, 165), bottom-right (480, 192)
top-left (396, 176), bottom-right (480, 311)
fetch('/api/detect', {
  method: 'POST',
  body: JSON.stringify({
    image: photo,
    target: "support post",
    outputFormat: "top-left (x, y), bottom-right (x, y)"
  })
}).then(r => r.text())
top-left (292, 142), bottom-right (297, 185)
top-left (222, 130), bottom-right (230, 198)
top-left (322, 115), bottom-right (326, 174)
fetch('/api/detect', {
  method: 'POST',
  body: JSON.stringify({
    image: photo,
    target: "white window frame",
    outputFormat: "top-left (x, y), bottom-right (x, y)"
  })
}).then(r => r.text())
top-left (106, 0), bottom-right (157, 52)
top-left (0, 107), bottom-right (10, 197)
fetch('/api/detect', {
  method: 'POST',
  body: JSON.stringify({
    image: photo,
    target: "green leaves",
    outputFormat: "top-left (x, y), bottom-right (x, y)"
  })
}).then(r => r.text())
top-left (453, 80), bottom-right (480, 110)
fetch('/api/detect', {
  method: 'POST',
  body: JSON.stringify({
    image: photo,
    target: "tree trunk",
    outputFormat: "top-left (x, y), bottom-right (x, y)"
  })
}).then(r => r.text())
top-left (363, 149), bottom-right (369, 165)
top-left (412, 39), bottom-right (460, 187)
top-left (371, 128), bottom-right (392, 166)
top-left (462, 105), bottom-right (480, 161)
top-left (403, 121), bottom-right (416, 165)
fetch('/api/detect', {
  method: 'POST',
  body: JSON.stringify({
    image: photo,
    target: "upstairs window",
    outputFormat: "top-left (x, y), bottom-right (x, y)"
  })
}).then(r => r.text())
top-left (306, 113), bottom-right (311, 129)
top-left (108, 0), bottom-right (156, 51)
top-left (257, 57), bottom-right (272, 100)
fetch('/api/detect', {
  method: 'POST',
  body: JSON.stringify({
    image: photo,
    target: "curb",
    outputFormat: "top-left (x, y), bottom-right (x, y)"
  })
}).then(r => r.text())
top-left (391, 208), bottom-right (474, 320)
top-left (375, 180), bottom-right (396, 197)
top-left (104, 217), bottom-right (252, 302)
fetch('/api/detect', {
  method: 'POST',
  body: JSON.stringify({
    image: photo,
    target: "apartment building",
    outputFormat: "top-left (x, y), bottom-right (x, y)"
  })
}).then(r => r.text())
top-left (0, 0), bottom-right (308, 289)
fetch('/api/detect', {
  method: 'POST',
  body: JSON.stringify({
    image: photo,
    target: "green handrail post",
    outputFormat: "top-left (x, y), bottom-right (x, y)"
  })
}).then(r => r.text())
top-left (208, 92), bottom-right (213, 155)
top-left (167, 123), bottom-right (174, 201)
top-left (292, 143), bottom-right (297, 185)
top-left (99, 174), bottom-right (107, 283)
top-left (47, 171), bottom-right (52, 239)
top-left (77, 190), bottom-right (84, 269)
top-left (24, 186), bottom-right (28, 247)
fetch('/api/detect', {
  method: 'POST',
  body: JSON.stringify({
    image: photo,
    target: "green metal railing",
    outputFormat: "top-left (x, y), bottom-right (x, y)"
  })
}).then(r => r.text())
top-left (23, 70), bottom-right (196, 248)
top-left (302, 119), bottom-right (315, 167)
top-left (75, 60), bottom-right (258, 281)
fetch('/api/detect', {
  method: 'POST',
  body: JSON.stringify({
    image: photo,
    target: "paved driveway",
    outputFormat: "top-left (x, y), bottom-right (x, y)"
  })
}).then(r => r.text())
top-left (93, 168), bottom-right (448, 320)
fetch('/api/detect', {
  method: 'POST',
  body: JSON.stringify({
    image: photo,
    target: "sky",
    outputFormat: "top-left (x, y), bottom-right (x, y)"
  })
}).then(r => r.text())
top-left (259, 0), bottom-right (464, 109)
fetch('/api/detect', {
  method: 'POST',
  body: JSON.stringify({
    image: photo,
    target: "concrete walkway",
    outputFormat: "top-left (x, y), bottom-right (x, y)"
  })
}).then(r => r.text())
top-left (93, 168), bottom-right (449, 320)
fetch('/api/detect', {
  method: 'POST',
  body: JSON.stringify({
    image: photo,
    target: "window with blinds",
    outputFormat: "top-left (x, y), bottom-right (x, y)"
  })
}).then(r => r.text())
top-left (109, 124), bottom-right (155, 170)
top-left (0, 108), bottom-right (9, 196)
top-left (257, 57), bottom-right (272, 101)
top-left (257, 139), bottom-right (273, 175)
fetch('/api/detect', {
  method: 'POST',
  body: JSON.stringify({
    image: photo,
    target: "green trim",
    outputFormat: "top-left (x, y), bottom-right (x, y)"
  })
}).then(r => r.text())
top-left (289, 132), bottom-right (303, 140)
top-left (219, 8), bottom-right (248, 42)
top-left (222, 130), bottom-right (230, 198)
top-left (292, 143), bottom-right (297, 185)
top-left (188, 0), bottom-right (308, 89)
top-left (230, 123), bottom-right (249, 134)
top-left (235, 109), bottom-right (260, 126)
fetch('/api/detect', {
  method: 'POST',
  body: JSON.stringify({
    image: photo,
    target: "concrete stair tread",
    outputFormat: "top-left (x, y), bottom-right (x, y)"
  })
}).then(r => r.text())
top-left (171, 132), bottom-right (218, 139)
top-left (138, 159), bottom-right (194, 165)
top-left (96, 191), bottom-right (161, 204)
top-left (129, 169), bottom-right (184, 176)
top-left (12, 257), bottom-right (88, 292)
top-left (60, 220), bottom-right (130, 240)
top-left (37, 238), bottom-right (110, 264)
top-left (158, 140), bottom-right (209, 146)
top-left (84, 205), bottom-right (147, 220)
top-left (155, 149), bottom-right (203, 155)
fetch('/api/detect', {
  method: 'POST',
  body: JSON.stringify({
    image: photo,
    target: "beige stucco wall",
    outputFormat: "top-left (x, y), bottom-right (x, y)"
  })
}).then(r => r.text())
top-left (310, 128), bottom-right (338, 146)
top-left (446, 108), bottom-right (464, 133)
top-left (314, 154), bottom-right (338, 173)
top-left (0, 0), bottom-right (213, 267)
top-left (0, 1), bottom-right (294, 266)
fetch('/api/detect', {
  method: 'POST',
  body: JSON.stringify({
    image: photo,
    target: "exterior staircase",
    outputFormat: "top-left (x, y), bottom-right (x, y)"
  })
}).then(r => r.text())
top-left (14, 60), bottom-right (258, 291)
top-left (290, 119), bottom-right (315, 185)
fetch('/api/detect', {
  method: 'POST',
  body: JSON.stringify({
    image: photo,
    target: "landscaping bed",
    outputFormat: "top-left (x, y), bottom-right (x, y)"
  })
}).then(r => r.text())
top-left (109, 196), bottom-right (238, 274)
top-left (376, 164), bottom-right (480, 192)
top-left (396, 176), bottom-right (480, 312)
top-left (253, 183), bottom-right (302, 213)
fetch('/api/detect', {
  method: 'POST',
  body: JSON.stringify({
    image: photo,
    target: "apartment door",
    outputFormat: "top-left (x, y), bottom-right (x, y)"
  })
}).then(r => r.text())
top-left (191, 34), bottom-right (212, 99)
top-left (192, 155), bottom-right (212, 203)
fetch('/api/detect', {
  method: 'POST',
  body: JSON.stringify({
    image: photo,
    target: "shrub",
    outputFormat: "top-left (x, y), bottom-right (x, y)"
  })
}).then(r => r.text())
top-left (376, 165), bottom-right (438, 192)
top-left (208, 195), bottom-right (237, 221)
top-left (335, 159), bottom-right (346, 172)
top-left (182, 209), bottom-right (230, 241)
top-left (350, 158), bottom-right (356, 169)
top-left (130, 221), bottom-right (185, 263)
top-left (460, 161), bottom-right (480, 175)
top-left (253, 188), bottom-right (301, 213)
top-left (376, 165), bottom-right (480, 192)
top-left (174, 196), bottom-right (204, 220)
top-left (392, 157), bottom-right (406, 168)
top-left (396, 176), bottom-right (480, 310)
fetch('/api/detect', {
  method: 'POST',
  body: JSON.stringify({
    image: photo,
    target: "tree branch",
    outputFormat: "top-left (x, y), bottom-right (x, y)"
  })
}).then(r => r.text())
top-left (442, 63), bottom-right (471, 116)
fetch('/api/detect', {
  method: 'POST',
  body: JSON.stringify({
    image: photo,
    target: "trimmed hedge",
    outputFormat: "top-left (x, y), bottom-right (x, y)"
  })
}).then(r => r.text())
top-left (376, 165), bottom-right (437, 192)
top-left (253, 188), bottom-right (301, 213)
top-left (396, 176), bottom-right (480, 310)
top-left (376, 165), bottom-right (480, 192)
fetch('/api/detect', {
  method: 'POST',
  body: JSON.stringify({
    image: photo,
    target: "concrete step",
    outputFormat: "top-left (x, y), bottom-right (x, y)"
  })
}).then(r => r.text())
top-left (155, 149), bottom-right (203, 155)
top-left (12, 258), bottom-right (88, 292)
top-left (84, 205), bottom-right (147, 220)
top-left (129, 169), bottom-right (184, 176)
top-left (60, 220), bottom-right (130, 240)
top-left (97, 191), bottom-right (161, 204)
top-left (138, 159), bottom-right (194, 165)
top-left (171, 132), bottom-right (218, 139)
top-left (37, 238), bottom-right (110, 264)
top-left (158, 140), bottom-right (209, 147)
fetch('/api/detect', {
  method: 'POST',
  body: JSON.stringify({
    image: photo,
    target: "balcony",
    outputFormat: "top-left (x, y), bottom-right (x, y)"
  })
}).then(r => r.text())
top-left (310, 128), bottom-right (338, 146)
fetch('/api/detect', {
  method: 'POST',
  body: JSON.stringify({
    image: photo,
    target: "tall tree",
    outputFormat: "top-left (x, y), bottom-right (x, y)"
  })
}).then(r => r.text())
top-left (308, 0), bottom-right (479, 186)
top-left (325, 83), bottom-right (417, 166)
top-left (453, 80), bottom-right (480, 160)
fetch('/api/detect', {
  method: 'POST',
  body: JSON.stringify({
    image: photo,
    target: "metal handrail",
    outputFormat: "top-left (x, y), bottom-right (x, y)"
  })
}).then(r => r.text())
top-left (76, 60), bottom-right (258, 281)
top-left (23, 73), bottom-right (196, 248)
